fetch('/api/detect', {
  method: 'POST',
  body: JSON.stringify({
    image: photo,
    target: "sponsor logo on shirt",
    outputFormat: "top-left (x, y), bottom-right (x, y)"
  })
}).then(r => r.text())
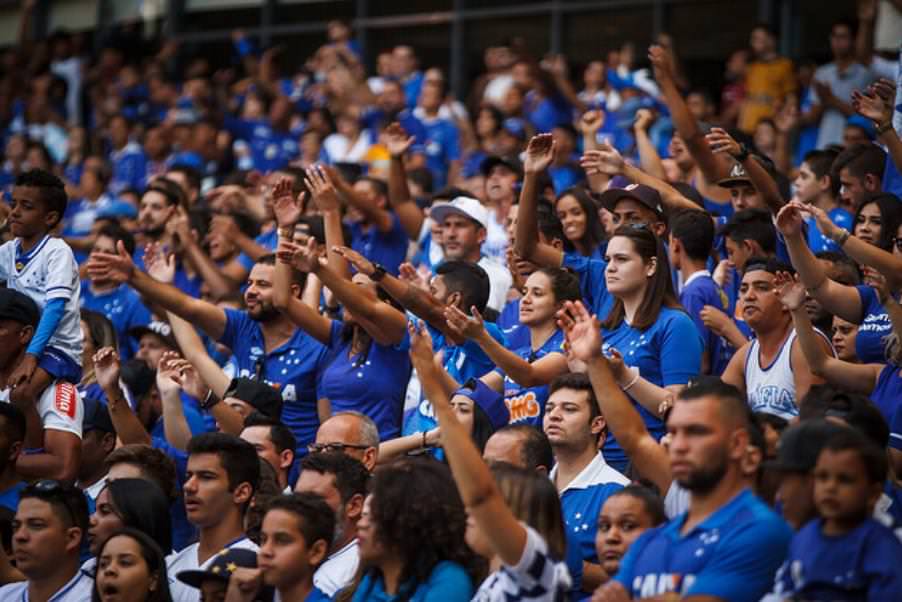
top-left (632, 573), bottom-right (696, 597)
top-left (54, 382), bottom-right (77, 418)
top-left (506, 391), bottom-right (540, 423)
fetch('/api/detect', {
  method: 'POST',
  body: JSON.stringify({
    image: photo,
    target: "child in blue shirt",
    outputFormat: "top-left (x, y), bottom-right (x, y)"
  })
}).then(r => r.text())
top-left (775, 430), bottom-right (902, 600)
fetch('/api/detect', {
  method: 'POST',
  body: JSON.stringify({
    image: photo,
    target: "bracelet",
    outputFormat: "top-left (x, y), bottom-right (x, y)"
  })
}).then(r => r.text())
top-left (421, 431), bottom-right (428, 449)
top-left (622, 370), bottom-right (640, 392)
top-left (734, 143), bottom-right (750, 163)
top-left (278, 227), bottom-right (294, 238)
top-left (200, 389), bottom-right (220, 411)
top-left (831, 228), bottom-right (850, 247)
top-left (875, 121), bottom-right (894, 136)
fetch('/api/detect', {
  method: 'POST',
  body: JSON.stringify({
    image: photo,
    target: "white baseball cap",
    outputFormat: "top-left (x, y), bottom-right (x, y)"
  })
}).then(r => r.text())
top-left (430, 196), bottom-right (489, 229)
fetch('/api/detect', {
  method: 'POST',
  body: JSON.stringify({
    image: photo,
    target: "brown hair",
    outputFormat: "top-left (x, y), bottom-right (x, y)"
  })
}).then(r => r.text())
top-left (492, 463), bottom-right (567, 559)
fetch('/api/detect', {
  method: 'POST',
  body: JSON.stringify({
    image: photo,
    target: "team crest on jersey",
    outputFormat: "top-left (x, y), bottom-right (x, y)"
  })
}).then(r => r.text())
top-left (506, 391), bottom-right (540, 423)
top-left (54, 382), bottom-right (77, 418)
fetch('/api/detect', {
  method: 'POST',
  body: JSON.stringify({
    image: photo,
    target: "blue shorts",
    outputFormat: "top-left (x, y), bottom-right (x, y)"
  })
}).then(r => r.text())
top-left (38, 346), bottom-right (82, 384)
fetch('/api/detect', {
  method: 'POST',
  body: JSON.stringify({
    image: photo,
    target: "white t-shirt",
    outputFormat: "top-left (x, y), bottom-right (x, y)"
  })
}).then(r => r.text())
top-left (166, 537), bottom-right (259, 602)
top-left (314, 538), bottom-right (359, 596)
top-left (0, 236), bottom-right (83, 365)
top-left (473, 524), bottom-right (571, 601)
top-left (0, 381), bottom-right (83, 438)
top-left (0, 568), bottom-right (93, 601)
top-left (664, 482), bottom-right (690, 519)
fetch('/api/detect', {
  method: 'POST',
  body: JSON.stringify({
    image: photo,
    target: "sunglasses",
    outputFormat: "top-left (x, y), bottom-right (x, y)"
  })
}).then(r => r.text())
top-left (307, 442), bottom-right (370, 454)
top-left (23, 479), bottom-right (79, 526)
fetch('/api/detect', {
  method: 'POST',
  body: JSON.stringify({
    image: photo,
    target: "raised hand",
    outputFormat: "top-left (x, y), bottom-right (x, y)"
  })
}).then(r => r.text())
top-left (384, 122), bottom-right (415, 158)
top-left (408, 320), bottom-right (437, 374)
top-left (774, 103), bottom-right (799, 134)
top-left (93, 347), bottom-right (122, 393)
top-left (272, 176), bottom-right (306, 228)
top-left (633, 108), bottom-right (656, 132)
top-left (155, 351), bottom-right (183, 396)
top-left (443, 305), bottom-right (486, 340)
top-left (86, 240), bottom-right (136, 284)
top-left (580, 144), bottom-right (625, 176)
top-left (398, 262), bottom-right (430, 291)
top-left (647, 44), bottom-right (674, 83)
top-left (705, 127), bottom-right (742, 157)
top-left (167, 357), bottom-right (210, 401)
top-left (143, 242), bottom-right (176, 284)
top-left (523, 134), bottom-right (556, 175)
top-left (578, 110), bottom-right (605, 136)
top-left (852, 83), bottom-right (893, 125)
top-left (605, 347), bottom-right (631, 385)
top-left (304, 165), bottom-right (341, 212)
top-left (556, 300), bottom-right (603, 362)
top-left (333, 245), bottom-right (375, 277)
top-left (795, 201), bottom-right (838, 240)
top-left (282, 236), bottom-right (323, 273)
top-left (775, 202), bottom-right (804, 237)
top-left (775, 271), bottom-right (806, 311)
top-left (165, 206), bottom-right (192, 250)
top-left (699, 305), bottom-right (734, 337)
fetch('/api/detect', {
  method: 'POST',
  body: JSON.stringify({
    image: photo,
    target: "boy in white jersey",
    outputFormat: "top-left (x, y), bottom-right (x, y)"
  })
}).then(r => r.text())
top-left (1, 169), bottom-right (83, 406)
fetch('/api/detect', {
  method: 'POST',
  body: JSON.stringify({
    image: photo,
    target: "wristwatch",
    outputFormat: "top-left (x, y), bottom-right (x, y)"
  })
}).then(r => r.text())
top-left (734, 143), bottom-right (750, 163)
top-left (370, 264), bottom-right (387, 282)
top-left (200, 389), bottom-right (221, 412)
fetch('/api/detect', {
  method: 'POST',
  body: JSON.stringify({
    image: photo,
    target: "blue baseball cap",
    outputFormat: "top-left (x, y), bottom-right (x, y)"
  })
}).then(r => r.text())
top-left (454, 379), bottom-right (509, 431)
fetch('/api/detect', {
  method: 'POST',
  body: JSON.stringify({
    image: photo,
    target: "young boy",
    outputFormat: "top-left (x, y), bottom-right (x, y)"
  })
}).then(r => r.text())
top-left (0, 170), bottom-right (83, 404)
top-left (226, 493), bottom-right (334, 602)
top-left (792, 149), bottom-right (852, 253)
top-left (774, 430), bottom-right (902, 600)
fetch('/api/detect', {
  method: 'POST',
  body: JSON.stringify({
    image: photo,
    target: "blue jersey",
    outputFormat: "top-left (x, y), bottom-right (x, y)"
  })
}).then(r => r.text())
top-left (498, 298), bottom-right (530, 351)
top-left (352, 560), bottom-right (473, 602)
top-left (891, 403), bottom-right (902, 452)
top-left (562, 251), bottom-right (614, 321)
top-left (549, 161), bottom-right (584, 195)
top-left (524, 91), bottom-right (572, 133)
top-left (855, 285), bottom-right (892, 364)
top-left (349, 213), bottom-right (409, 276)
top-left (109, 142), bottom-right (148, 194)
top-left (680, 271), bottom-right (734, 376)
top-left (218, 308), bottom-right (329, 450)
top-left (602, 307), bottom-right (703, 470)
top-left (63, 194), bottom-right (118, 263)
top-left (499, 329), bottom-right (565, 427)
top-left (225, 116), bottom-right (299, 172)
top-left (415, 111), bottom-right (461, 190)
top-left (80, 281), bottom-right (152, 360)
top-left (615, 489), bottom-right (792, 602)
top-left (237, 229), bottom-right (279, 272)
top-left (0, 481), bottom-right (25, 513)
top-left (869, 364), bottom-right (902, 422)
top-left (774, 518), bottom-right (902, 601)
top-left (805, 207), bottom-right (853, 254)
top-left (552, 453), bottom-right (629, 566)
top-left (317, 321), bottom-right (411, 441)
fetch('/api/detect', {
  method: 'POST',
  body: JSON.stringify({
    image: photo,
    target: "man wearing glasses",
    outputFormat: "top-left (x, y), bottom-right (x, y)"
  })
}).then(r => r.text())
top-left (309, 411), bottom-right (379, 472)
top-left (0, 479), bottom-right (93, 601)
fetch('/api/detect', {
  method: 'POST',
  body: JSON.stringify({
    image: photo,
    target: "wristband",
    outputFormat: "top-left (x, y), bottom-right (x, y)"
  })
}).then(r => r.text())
top-left (831, 227), bottom-right (850, 247)
top-left (200, 389), bottom-right (220, 411)
top-left (875, 121), bottom-right (894, 136)
top-left (734, 143), bottom-right (750, 163)
top-left (370, 264), bottom-right (387, 282)
top-left (622, 369), bottom-right (640, 392)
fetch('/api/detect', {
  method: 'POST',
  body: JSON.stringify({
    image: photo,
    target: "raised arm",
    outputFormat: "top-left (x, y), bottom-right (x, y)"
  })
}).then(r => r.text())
top-left (409, 321), bottom-right (529, 567)
top-left (155, 352), bottom-right (195, 452)
top-left (305, 168), bottom-right (349, 278)
top-left (576, 111), bottom-right (612, 194)
top-left (706, 127), bottom-right (784, 214)
top-left (775, 203), bottom-right (864, 322)
top-left (514, 134), bottom-right (564, 267)
top-left (633, 109), bottom-right (666, 180)
top-left (557, 301), bottom-right (672, 495)
top-left (323, 164), bottom-right (394, 233)
top-left (93, 347), bottom-right (152, 446)
top-left (854, 79), bottom-right (902, 180)
top-left (86, 241), bottom-right (229, 340)
top-left (776, 271), bottom-right (879, 395)
top-left (384, 123), bottom-right (426, 240)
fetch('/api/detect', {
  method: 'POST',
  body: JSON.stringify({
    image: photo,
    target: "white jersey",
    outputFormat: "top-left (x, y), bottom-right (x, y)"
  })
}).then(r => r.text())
top-left (473, 524), bottom-right (571, 601)
top-left (0, 381), bottom-right (82, 438)
top-left (744, 328), bottom-right (832, 420)
top-left (0, 567), bottom-right (93, 601)
top-left (166, 537), bottom-right (259, 602)
top-left (0, 236), bottom-right (83, 364)
top-left (314, 538), bottom-right (359, 596)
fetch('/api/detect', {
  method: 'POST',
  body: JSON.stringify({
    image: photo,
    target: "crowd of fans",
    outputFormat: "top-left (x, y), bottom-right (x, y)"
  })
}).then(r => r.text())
top-left (0, 0), bottom-right (900, 600)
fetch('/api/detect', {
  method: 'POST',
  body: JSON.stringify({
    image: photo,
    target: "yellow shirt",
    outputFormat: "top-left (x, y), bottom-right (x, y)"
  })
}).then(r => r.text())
top-left (738, 57), bottom-right (797, 133)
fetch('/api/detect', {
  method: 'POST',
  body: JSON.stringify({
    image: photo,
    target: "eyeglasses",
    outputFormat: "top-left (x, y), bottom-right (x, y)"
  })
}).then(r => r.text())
top-left (23, 479), bottom-right (79, 526)
top-left (307, 442), bottom-right (370, 454)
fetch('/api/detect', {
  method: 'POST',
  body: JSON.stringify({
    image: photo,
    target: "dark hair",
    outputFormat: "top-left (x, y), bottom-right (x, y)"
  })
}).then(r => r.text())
top-left (549, 372), bottom-right (600, 423)
top-left (357, 176), bottom-right (388, 199)
top-left (187, 433), bottom-right (260, 500)
top-left (719, 209), bottom-right (777, 254)
top-left (536, 200), bottom-right (566, 244)
top-left (102, 478), bottom-right (173, 553)
top-left (814, 251), bottom-right (861, 286)
top-left (407, 167), bottom-right (434, 194)
top-left (435, 260), bottom-right (491, 315)
top-left (80, 309), bottom-right (118, 352)
top-left (601, 225), bottom-right (682, 331)
top-left (803, 149), bottom-right (841, 196)
top-left (96, 222), bottom-right (136, 257)
top-left (299, 451), bottom-right (369, 504)
top-left (256, 253), bottom-right (307, 290)
top-left (832, 143), bottom-right (886, 183)
top-left (365, 458), bottom-right (476, 588)
top-left (491, 463), bottom-right (567, 559)
top-left (166, 165), bottom-right (202, 193)
top-left (670, 208), bottom-right (715, 261)
top-left (820, 429), bottom-right (887, 485)
top-left (532, 267), bottom-right (580, 305)
top-left (677, 376), bottom-right (749, 428)
top-left (243, 413), bottom-right (297, 457)
top-left (20, 480), bottom-right (90, 535)
top-left (555, 187), bottom-right (606, 252)
top-left (92, 528), bottom-right (173, 602)
top-left (264, 493), bottom-right (335, 567)
top-left (853, 192), bottom-right (902, 251)
top-left (742, 256), bottom-right (794, 277)
top-left (609, 485), bottom-right (667, 525)
top-left (15, 169), bottom-right (68, 228)
top-left (493, 424), bottom-right (554, 472)
top-left (798, 388), bottom-right (889, 448)
top-left (0, 402), bottom-right (26, 444)
top-left (144, 177), bottom-right (185, 208)
top-left (105, 445), bottom-right (179, 503)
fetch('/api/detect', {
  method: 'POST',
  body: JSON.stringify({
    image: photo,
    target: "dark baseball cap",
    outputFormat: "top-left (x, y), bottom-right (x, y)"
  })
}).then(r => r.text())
top-left (0, 288), bottom-right (39, 327)
top-left (129, 321), bottom-right (178, 350)
top-left (717, 154), bottom-right (780, 189)
top-left (177, 547), bottom-right (258, 588)
top-left (82, 397), bottom-right (116, 434)
top-left (596, 183), bottom-right (665, 218)
top-left (224, 377), bottom-right (283, 420)
top-left (480, 154), bottom-right (523, 179)
top-left (120, 359), bottom-right (156, 402)
top-left (766, 419), bottom-right (850, 473)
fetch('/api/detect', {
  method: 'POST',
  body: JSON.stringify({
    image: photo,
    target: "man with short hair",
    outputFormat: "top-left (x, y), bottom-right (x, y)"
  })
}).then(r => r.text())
top-left (545, 372), bottom-right (629, 595)
top-left (295, 452), bottom-right (368, 596)
top-left (0, 480), bottom-right (93, 600)
top-left (0, 403), bottom-right (26, 512)
top-left (483, 423), bottom-right (554, 474)
top-left (241, 413), bottom-right (296, 492)
top-left (831, 143), bottom-right (887, 210)
top-left (312, 412), bottom-right (379, 471)
top-left (130, 320), bottom-right (179, 371)
top-left (166, 433), bottom-right (261, 602)
top-left (793, 149), bottom-right (851, 253)
top-left (77, 397), bottom-right (116, 509)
